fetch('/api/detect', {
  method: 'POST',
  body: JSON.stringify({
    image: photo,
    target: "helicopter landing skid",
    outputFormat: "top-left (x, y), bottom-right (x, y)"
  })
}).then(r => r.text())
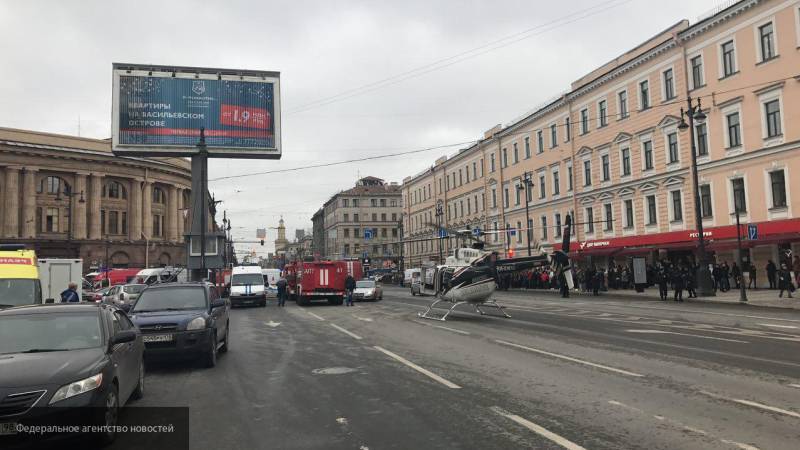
top-left (417, 300), bottom-right (468, 322)
top-left (475, 300), bottom-right (511, 318)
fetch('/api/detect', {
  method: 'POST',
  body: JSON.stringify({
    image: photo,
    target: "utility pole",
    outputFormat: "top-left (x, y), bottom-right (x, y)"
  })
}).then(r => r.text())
top-left (517, 171), bottom-right (533, 256)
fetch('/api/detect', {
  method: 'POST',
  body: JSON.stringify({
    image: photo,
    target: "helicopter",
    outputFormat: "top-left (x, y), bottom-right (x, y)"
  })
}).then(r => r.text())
top-left (405, 215), bottom-right (575, 321)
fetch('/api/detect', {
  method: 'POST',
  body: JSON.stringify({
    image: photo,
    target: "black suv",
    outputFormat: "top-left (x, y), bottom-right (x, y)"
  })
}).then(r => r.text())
top-left (127, 282), bottom-right (230, 367)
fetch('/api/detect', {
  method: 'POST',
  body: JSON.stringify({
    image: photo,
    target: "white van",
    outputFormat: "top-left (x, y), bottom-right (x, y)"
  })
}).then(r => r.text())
top-left (262, 268), bottom-right (281, 298)
top-left (230, 266), bottom-right (267, 307)
top-left (135, 267), bottom-right (187, 285)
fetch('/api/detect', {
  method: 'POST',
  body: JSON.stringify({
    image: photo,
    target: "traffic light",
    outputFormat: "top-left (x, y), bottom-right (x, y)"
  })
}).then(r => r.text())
top-left (260, 239), bottom-right (264, 246)
top-left (507, 248), bottom-right (515, 258)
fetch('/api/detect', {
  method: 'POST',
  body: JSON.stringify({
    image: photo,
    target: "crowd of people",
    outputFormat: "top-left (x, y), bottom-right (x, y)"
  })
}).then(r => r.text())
top-left (495, 255), bottom-right (800, 300)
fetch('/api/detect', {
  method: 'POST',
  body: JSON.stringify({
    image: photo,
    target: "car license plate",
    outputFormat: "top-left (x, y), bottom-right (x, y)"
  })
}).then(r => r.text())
top-left (0, 422), bottom-right (18, 435)
top-left (143, 334), bottom-right (173, 343)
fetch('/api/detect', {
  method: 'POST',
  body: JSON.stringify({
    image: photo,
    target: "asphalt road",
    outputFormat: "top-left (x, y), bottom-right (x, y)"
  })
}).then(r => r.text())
top-left (119, 286), bottom-right (800, 449)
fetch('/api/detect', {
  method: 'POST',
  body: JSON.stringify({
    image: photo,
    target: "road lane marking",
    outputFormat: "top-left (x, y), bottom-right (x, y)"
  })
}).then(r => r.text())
top-left (373, 346), bottom-right (461, 389)
top-left (331, 323), bottom-right (362, 340)
top-left (495, 339), bottom-right (644, 377)
top-left (306, 311), bottom-right (325, 321)
top-left (720, 440), bottom-right (761, 450)
top-left (699, 390), bottom-right (800, 419)
top-left (412, 320), bottom-right (471, 335)
top-left (264, 321), bottom-right (282, 328)
top-left (625, 329), bottom-right (749, 343)
top-left (489, 406), bottom-right (586, 450)
top-left (789, 384), bottom-right (800, 389)
top-left (757, 323), bottom-right (798, 329)
top-left (354, 316), bottom-right (373, 322)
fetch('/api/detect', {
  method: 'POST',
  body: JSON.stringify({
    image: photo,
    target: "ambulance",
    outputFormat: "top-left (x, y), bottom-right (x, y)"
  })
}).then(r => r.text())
top-left (0, 244), bottom-right (42, 308)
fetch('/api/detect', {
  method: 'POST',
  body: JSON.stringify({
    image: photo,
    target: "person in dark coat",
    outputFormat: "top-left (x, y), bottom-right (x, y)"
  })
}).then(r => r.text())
top-left (559, 271), bottom-right (569, 298)
top-left (778, 263), bottom-right (794, 298)
top-left (276, 276), bottom-right (288, 307)
top-left (748, 263), bottom-right (757, 289)
top-left (592, 269), bottom-right (604, 296)
top-left (720, 261), bottom-right (731, 291)
top-left (767, 260), bottom-right (777, 289)
top-left (656, 263), bottom-right (669, 301)
top-left (345, 274), bottom-right (356, 306)
top-left (731, 262), bottom-right (741, 289)
top-left (60, 282), bottom-right (80, 303)
top-left (671, 265), bottom-right (685, 302)
top-left (685, 264), bottom-right (697, 298)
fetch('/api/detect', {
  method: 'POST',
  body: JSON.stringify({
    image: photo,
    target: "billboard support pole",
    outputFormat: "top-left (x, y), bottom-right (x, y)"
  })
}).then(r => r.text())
top-left (199, 128), bottom-right (208, 280)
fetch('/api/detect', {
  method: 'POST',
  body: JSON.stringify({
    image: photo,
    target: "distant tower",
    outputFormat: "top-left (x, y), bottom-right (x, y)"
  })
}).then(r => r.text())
top-left (274, 217), bottom-right (289, 253)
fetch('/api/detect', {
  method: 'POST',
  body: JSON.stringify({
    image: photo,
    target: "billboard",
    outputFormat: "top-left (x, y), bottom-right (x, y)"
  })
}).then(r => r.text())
top-left (256, 228), bottom-right (267, 239)
top-left (112, 63), bottom-right (281, 158)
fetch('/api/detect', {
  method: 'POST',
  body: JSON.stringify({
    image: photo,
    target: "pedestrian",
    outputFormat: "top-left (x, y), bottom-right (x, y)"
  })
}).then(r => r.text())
top-left (671, 265), bottom-right (685, 302)
top-left (731, 262), bottom-right (741, 289)
top-left (60, 282), bottom-right (80, 303)
top-left (276, 276), bottom-right (288, 307)
top-left (747, 262), bottom-right (757, 289)
top-left (686, 264), bottom-right (697, 299)
top-left (720, 261), bottom-right (730, 292)
top-left (767, 260), bottom-right (777, 289)
top-left (345, 274), bottom-right (356, 306)
top-left (778, 263), bottom-right (794, 298)
top-left (712, 264), bottom-right (721, 292)
top-left (559, 270), bottom-right (569, 298)
top-left (656, 264), bottom-right (669, 301)
top-left (592, 268), bottom-right (604, 296)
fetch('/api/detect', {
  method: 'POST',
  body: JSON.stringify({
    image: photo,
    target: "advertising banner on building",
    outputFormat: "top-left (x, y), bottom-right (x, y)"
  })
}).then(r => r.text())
top-left (112, 63), bottom-right (281, 158)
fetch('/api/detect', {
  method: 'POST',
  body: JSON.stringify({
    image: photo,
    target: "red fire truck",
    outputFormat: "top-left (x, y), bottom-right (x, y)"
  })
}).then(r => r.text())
top-left (285, 259), bottom-right (363, 306)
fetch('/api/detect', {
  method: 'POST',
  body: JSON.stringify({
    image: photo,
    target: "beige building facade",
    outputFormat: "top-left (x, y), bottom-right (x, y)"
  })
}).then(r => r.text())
top-left (0, 127), bottom-right (192, 271)
top-left (402, 0), bottom-right (800, 283)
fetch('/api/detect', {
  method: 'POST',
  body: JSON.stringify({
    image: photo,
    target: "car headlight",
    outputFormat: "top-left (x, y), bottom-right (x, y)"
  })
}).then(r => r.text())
top-left (367, 290), bottom-right (374, 296)
top-left (186, 317), bottom-right (206, 331)
top-left (49, 373), bottom-right (103, 404)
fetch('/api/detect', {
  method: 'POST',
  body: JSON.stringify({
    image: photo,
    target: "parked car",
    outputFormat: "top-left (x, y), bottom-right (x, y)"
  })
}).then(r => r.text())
top-left (104, 284), bottom-right (147, 306)
top-left (92, 286), bottom-right (112, 303)
top-left (352, 279), bottom-right (383, 301)
top-left (0, 303), bottom-right (144, 447)
top-left (127, 282), bottom-right (230, 367)
top-left (81, 279), bottom-right (94, 302)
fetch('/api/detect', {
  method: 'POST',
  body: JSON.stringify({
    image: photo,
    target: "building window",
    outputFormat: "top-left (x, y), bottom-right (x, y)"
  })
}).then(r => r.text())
top-left (727, 112), bottom-right (741, 148)
top-left (604, 203), bottom-right (613, 231)
top-left (586, 207), bottom-right (594, 233)
top-left (503, 188), bottom-right (509, 208)
top-left (516, 221), bottom-right (523, 243)
top-left (667, 132), bottom-right (679, 164)
top-left (583, 160), bottom-right (591, 186)
top-left (491, 188), bottom-right (497, 208)
top-left (618, 90), bottom-right (628, 119)
top-left (352, 199), bottom-right (359, 207)
top-left (480, 159), bottom-right (484, 177)
top-left (502, 148), bottom-right (508, 168)
top-left (646, 195), bottom-right (657, 225)
top-left (770, 170), bottom-right (787, 208)
top-left (553, 171), bottom-right (560, 195)
top-left (537, 130), bottom-right (544, 153)
top-left (344, 228), bottom-right (350, 238)
top-left (567, 166), bottom-right (573, 191)
top-left (381, 213), bottom-right (387, 221)
top-left (700, 185), bottom-right (713, 218)
top-left (380, 198), bottom-right (386, 207)
top-left (621, 148), bottom-right (631, 176)
top-left (643, 140), bottom-right (653, 170)
top-left (39, 176), bottom-right (69, 195)
top-left (598, 100), bottom-right (607, 127)
top-left (490, 153), bottom-right (496, 172)
top-left (539, 175), bottom-right (546, 199)
top-left (45, 207), bottom-right (59, 233)
top-left (493, 222), bottom-right (498, 243)
top-left (580, 109), bottom-right (589, 134)
top-left (721, 40), bottom-right (736, 77)
top-left (151, 186), bottom-right (164, 204)
top-left (550, 124), bottom-right (557, 147)
top-left (473, 162), bottom-right (477, 179)
top-left (564, 117), bottom-right (571, 142)
top-left (541, 216), bottom-right (548, 240)
top-left (624, 199), bottom-right (634, 228)
top-left (515, 186), bottom-right (521, 205)
top-left (392, 228), bottom-right (398, 237)
top-left (524, 138), bottom-right (531, 159)
top-left (108, 211), bottom-right (119, 234)
top-left (663, 68), bottom-right (675, 100)
top-left (354, 213), bottom-right (359, 221)
top-left (758, 22), bottom-right (775, 61)
top-left (696, 123), bottom-right (708, 156)
top-left (555, 213), bottom-right (562, 238)
top-left (671, 190), bottom-right (682, 222)
top-left (639, 80), bottom-right (650, 109)
top-left (732, 178), bottom-right (746, 212)
top-left (343, 213), bottom-right (349, 222)
top-left (601, 154), bottom-right (610, 181)
top-left (153, 214), bottom-right (163, 237)
top-left (764, 99), bottom-right (782, 138)
top-left (106, 181), bottom-right (128, 200)
top-left (690, 55), bottom-right (704, 88)
top-left (372, 213), bottom-right (377, 221)
top-left (381, 228), bottom-right (388, 238)
top-left (459, 170), bottom-right (463, 186)
top-left (513, 144), bottom-right (519, 164)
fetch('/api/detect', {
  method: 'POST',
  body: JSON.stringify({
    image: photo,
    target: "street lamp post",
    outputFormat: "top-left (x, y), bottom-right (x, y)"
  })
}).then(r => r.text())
top-left (435, 202), bottom-right (444, 263)
top-left (516, 172), bottom-right (534, 256)
top-left (735, 204), bottom-right (748, 303)
top-left (678, 96), bottom-right (714, 297)
top-left (56, 186), bottom-right (85, 254)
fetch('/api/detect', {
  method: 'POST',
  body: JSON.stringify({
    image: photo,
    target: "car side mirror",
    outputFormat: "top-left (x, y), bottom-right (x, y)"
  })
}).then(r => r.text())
top-left (211, 298), bottom-right (226, 309)
top-left (110, 330), bottom-right (137, 350)
top-left (45, 298), bottom-right (55, 304)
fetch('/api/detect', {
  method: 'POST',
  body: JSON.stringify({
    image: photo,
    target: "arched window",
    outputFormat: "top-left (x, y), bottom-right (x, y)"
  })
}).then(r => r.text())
top-left (37, 176), bottom-right (70, 195)
top-left (103, 180), bottom-right (127, 199)
top-left (152, 187), bottom-right (166, 204)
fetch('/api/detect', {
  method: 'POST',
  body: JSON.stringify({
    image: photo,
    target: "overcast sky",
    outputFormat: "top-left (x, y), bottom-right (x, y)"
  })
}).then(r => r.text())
top-left (1, 0), bottom-right (724, 256)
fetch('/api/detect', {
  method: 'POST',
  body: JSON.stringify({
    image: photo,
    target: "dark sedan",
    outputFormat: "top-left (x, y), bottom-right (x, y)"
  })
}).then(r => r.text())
top-left (0, 303), bottom-right (144, 447)
top-left (127, 282), bottom-right (230, 368)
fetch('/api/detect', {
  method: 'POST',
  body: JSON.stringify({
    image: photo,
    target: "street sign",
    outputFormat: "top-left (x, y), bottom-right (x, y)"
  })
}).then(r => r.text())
top-left (508, 228), bottom-right (516, 236)
top-left (112, 63), bottom-right (281, 159)
top-left (747, 224), bottom-right (758, 240)
top-left (438, 228), bottom-right (448, 238)
top-left (472, 227), bottom-right (481, 236)
top-left (364, 229), bottom-right (373, 240)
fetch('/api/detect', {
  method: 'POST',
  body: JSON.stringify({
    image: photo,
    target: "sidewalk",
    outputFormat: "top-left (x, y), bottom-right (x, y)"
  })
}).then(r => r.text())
top-left (502, 285), bottom-right (800, 311)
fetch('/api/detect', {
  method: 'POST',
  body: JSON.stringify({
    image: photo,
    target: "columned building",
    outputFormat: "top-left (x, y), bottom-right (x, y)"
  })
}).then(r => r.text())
top-left (402, 0), bottom-right (800, 285)
top-left (0, 127), bottom-right (191, 272)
